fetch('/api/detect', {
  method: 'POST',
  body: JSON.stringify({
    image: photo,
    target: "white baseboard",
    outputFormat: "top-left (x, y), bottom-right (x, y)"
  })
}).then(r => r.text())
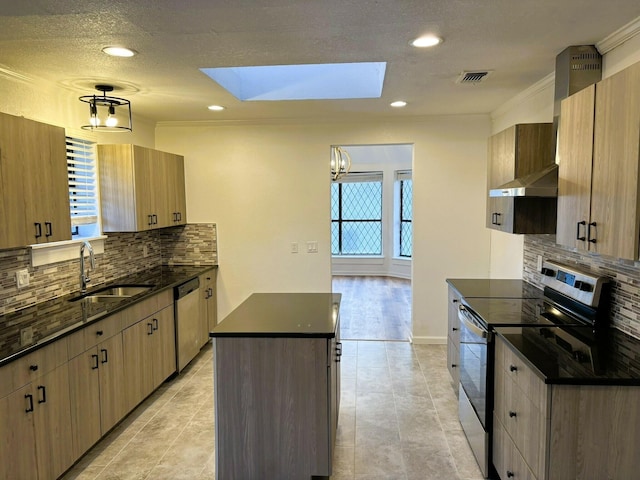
top-left (411, 336), bottom-right (447, 345)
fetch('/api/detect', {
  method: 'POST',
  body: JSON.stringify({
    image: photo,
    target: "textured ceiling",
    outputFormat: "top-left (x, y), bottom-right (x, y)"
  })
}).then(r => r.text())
top-left (1, 0), bottom-right (639, 123)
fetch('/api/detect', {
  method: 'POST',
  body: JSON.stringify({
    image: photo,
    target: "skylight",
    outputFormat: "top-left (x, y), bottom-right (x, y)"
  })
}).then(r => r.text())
top-left (200, 62), bottom-right (387, 101)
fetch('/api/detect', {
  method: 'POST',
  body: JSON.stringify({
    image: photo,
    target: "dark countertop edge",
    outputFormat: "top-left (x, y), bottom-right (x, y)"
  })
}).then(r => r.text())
top-left (445, 278), bottom-right (542, 298)
top-left (0, 265), bottom-right (217, 368)
top-left (210, 331), bottom-right (336, 339)
top-left (495, 331), bottom-right (640, 387)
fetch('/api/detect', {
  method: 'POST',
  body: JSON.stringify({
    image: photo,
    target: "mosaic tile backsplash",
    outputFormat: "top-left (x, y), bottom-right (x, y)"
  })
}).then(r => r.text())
top-left (523, 235), bottom-right (640, 340)
top-left (0, 223), bottom-right (217, 316)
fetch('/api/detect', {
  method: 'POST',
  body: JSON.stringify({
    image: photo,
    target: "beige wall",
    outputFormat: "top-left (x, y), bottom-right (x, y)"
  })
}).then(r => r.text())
top-left (156, 116), bottom-right (492, 342)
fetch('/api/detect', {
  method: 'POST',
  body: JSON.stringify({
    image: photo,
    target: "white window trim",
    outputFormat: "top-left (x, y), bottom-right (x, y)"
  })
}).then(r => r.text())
top-left (31, 236), bottom-right (106, 267)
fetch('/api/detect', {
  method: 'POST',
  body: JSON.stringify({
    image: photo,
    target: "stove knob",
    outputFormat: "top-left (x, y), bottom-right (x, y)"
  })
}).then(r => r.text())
top-left (576, 281), bottom-right (592, 292)
top-left (541, 267), bottom-right (555, 277)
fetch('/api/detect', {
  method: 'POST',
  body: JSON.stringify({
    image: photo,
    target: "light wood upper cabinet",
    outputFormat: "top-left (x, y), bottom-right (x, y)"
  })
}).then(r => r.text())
top-left (0, 112), bottom-right (71, 249)
top-left (557, 61), bottom-right (640, 260)
top-left (98, 144), bottom-right (187, 232)
top-left (486, 123), bottom-right (556, 234)
top-left (556, 84), bottom-right (596, 249)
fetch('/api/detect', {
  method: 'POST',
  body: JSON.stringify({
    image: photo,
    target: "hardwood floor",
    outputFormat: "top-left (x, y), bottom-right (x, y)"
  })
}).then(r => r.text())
top-left (332, 276), bottom-right (411, 341)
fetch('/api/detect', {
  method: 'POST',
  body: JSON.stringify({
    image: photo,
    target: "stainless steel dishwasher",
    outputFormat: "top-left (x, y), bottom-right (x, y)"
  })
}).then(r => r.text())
top-left (174, 277), bottom-right (200, 372)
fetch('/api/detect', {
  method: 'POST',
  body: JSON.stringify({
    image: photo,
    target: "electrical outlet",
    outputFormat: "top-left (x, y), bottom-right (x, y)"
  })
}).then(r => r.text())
top-left (16, 269), bottom-right (29, 288)
top-left (20, 326), bottom-right (33, 346)
top-left (537, 255), bottom-right (543, 272)
top-left (291, 242), bottom-right (299, 253)
top-left (143, 244), bottom-right (149, 258)
top-left (306, 241), bottom-right (318, 253)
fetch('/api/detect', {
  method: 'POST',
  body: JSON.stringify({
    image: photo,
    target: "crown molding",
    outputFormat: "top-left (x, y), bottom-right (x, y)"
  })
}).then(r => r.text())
top-left (597, 16), bottom-right (640, 54)
top-left (490, 72), bottom-right (555, 121)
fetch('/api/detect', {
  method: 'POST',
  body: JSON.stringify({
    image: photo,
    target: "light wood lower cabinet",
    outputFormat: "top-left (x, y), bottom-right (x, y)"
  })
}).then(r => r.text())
top-left (446, 286), bottom-right (461, 392)
top-left (214, 332), bottom-right (340, 479)
top-left (68, 333), bottom-right (126, 459)
top-left (199, 271), bottom-right (217, 333)
top-left (123, 304), bottom-right (176, 411)
top-left (0, 362), bottom-right (74, 480)
top-left (494, 335), bottom-right (640, 480)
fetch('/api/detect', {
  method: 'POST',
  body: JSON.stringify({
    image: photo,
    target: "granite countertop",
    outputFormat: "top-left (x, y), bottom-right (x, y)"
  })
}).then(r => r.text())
top-left (446, 278), bottom-right (543, 299)
top-left (210, 293), bottom-right (341, 338)
top-left (495, 326), bottom-right (640, 386)
top-left (0, 265), bottom-right (217, 366)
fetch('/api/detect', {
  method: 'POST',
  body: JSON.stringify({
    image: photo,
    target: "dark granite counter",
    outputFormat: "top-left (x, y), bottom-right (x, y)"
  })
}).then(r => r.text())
top-left (496, 326), bottom-right (640, 386)
top-left (210, 293), bottom-right (341, 338)
top-left (446, 278), bottom-right (543, 299)
top-left (0, 265), bottom-right (216, 366)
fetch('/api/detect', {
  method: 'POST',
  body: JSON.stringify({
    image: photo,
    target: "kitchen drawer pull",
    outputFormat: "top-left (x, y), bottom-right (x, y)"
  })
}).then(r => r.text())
top-left (91, 354), bottom-right (99, 370)
top-left (96, 330), bottom-right (104, 336)
top-left (507, 472), bottom-right (514, 478)
top-left (148, 323), bottom-right (154, 335)
top-left (576, 220), bottom-right (586, 241)
top-left (452, 327), bottom-right (458, 332)
top-left (451, 363), bottom-right (457, 368)
top-left (452, 299), bottom-right (458, 303)
top-left (509, 411), bottom-right (517, 418)
top-left (45, 222), bottom-right (52, 237)
top-left (153, 318), bottom-right (159, 331)
top-left (101, 348), bottom-right (108, 364)
top-left (588, 222), bottom-right (597, 244)
top-left (509, 365), bottom-right (517, 372)
top-left (29, 364), bottom-right (38, 372)
top-left (25, 394), bottom-right (34, 413)
top-left (37, 385), bottom-right (46, 404)
top-left (34, 222), bottom-right (42, 239)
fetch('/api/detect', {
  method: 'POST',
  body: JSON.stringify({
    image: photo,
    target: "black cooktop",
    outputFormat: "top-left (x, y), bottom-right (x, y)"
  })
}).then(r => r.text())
top-left (461, 296), bottom-right (555, 327)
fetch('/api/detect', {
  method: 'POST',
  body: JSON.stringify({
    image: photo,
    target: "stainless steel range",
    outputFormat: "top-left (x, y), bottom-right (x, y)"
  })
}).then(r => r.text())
top-left (456, 260), bottom-right (610, 478)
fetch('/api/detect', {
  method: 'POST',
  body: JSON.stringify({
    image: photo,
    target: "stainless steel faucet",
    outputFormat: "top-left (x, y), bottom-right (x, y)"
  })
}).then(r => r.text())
top-left (80, 240), bottom-right (95, 292)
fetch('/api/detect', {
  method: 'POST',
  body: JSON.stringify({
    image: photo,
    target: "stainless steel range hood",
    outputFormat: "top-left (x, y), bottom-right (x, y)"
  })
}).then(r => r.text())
top-left (490, 46), bottom-right (601, 198)
top-left (489, 163), bottom-right (558, 197)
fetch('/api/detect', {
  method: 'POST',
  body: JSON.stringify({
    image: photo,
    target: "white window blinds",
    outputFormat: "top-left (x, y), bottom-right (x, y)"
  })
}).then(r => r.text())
top-left (67, 137), bottom-right (98, 226)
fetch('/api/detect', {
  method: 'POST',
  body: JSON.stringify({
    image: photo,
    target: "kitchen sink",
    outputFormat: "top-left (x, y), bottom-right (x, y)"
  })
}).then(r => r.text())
top-left (69, 284), bottom-right (154, 302)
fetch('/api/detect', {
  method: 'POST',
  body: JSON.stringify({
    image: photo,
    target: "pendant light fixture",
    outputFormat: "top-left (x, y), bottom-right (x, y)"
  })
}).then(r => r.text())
top-left (79, 84), bottom-right (132, 132)
top-left (331, 146), bottom-right (352, 181)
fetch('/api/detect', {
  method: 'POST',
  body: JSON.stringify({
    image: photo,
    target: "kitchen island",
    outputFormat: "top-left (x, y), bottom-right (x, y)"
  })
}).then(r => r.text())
top-left (210, 292), bottom-right (341, 480)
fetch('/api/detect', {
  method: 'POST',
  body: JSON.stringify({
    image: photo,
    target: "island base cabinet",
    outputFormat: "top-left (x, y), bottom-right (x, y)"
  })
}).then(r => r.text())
top-left (214, 336), bottom-right (336, 480)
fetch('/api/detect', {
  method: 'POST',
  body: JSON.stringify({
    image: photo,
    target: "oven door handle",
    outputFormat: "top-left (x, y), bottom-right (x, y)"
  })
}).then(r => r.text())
top-left (458, 305), bottom-right (488, 339)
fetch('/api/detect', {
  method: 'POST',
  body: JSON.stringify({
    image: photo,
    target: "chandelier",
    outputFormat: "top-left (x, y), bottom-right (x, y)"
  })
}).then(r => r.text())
top-left (330, 146), bottom-right (352, 181)
top-left (79, 84), bottom-right (132, 132)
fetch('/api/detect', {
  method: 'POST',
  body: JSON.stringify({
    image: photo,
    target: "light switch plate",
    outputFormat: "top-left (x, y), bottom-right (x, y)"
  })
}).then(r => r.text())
top-left (21, 326), bottom-right (33, 346)
top-left (291, 242), bottom-right (299, 253)
top-left (306, 241), bottom-right (318, 253)
top-left (16, 269), bottom-right (29, 288)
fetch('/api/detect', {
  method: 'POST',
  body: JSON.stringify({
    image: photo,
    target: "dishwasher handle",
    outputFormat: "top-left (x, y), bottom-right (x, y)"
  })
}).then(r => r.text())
top-left (175, 277), bottom-right (200, 300)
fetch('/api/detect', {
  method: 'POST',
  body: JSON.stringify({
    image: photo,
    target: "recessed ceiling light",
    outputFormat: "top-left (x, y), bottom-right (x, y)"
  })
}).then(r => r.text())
top-left (410, 35), bottom-right (443, 48)
top-left (208, 105), bottom-right (225, 111)
top-left (390, 101), bottom-right (407, 108)
top-left (102, 46), bottom-right (137, 57)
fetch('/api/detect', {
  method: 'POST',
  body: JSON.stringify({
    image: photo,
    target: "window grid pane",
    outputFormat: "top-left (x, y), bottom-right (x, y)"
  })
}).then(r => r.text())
top-left (332, 178), bottom-right (382, 256)
top-left (400, 179), bottom-right (412, 258)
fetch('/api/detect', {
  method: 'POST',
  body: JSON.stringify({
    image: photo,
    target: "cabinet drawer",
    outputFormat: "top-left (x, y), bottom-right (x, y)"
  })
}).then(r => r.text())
top-left (68, 312), bottom-right (124, 359)
top-left (496, 336), bottom-right (547, 407)
top-left (447, 336), bottom-right (459, 391)
top-left (493, 416), bottom-right (537, 480)
top-left (121, 291), bottom-right (173, 329)
top-left (447, 288), bottom-right (460, 349)
top-left (0, 338), bottom-right (68, 398)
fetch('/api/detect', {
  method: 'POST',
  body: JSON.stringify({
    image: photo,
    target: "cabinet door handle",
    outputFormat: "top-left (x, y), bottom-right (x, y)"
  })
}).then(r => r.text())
top-left (25, 394), bottom-right (34, 413)
top-left (148, 323), bottom-right (154, 335)
top-left (45, 222), bottom-right (53, 238)
top-left (152, 214), bottom-right (158, 225)
top-left (91, 354), bottom-right (99, 370)
top-left (208, 287), bottom-right (213, 297)
top-left (153, 318), bottom-right (159, 331)
top-left (178, 212), bottom-right (182, 221)
top-left (96, 330), bottom-right (104, 336)
top-left (34, 222), bottom-right (42, 239)
top-left (37, 385), bottom-right (46, 404)
top-left (576, 220), bottom-right (586, 241)
top-left (451, 363), bottom-right (457, 368)
top-left (148, 214), bottom-right (153, 226)
top-left (494, 212), bottom-right (502, 225)
top-left (29, 364), bottom-right (38, 372)
top-left (101, 348), bottom-right (108, 364)
top-left (588, 222), bottom-right (597, 244)
top-left (335, 341), bottom-right (342, 362)
top-left (507, 472), bottom-right (514, 478)
top-left (509, 365), bottom-right (518, 372)
top-left (452, 327), bottom-right (458, 332)
top-left (509, 411), bottom-right (517, 418)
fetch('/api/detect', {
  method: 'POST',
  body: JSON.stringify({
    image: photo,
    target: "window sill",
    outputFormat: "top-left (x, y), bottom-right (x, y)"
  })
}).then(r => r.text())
top-left (31, 235), bottom-right (107, 267)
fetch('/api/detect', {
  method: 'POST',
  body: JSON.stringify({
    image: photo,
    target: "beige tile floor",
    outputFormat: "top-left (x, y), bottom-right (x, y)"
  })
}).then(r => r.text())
top-left (61, 339), bottom-right (482, 480)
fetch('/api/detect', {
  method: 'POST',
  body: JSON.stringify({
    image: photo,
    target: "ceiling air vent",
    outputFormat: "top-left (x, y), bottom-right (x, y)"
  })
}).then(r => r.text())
top-left (456, 70), bottom-right (492, 84)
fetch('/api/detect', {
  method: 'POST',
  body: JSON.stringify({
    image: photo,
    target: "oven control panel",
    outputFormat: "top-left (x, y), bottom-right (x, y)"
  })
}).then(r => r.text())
top-left (539, 260), bottom-right (609, 307)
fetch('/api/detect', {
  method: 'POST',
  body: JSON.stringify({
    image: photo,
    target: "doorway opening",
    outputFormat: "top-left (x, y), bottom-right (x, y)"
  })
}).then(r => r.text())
top-left (330, 144), bottom-right (413, 341)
